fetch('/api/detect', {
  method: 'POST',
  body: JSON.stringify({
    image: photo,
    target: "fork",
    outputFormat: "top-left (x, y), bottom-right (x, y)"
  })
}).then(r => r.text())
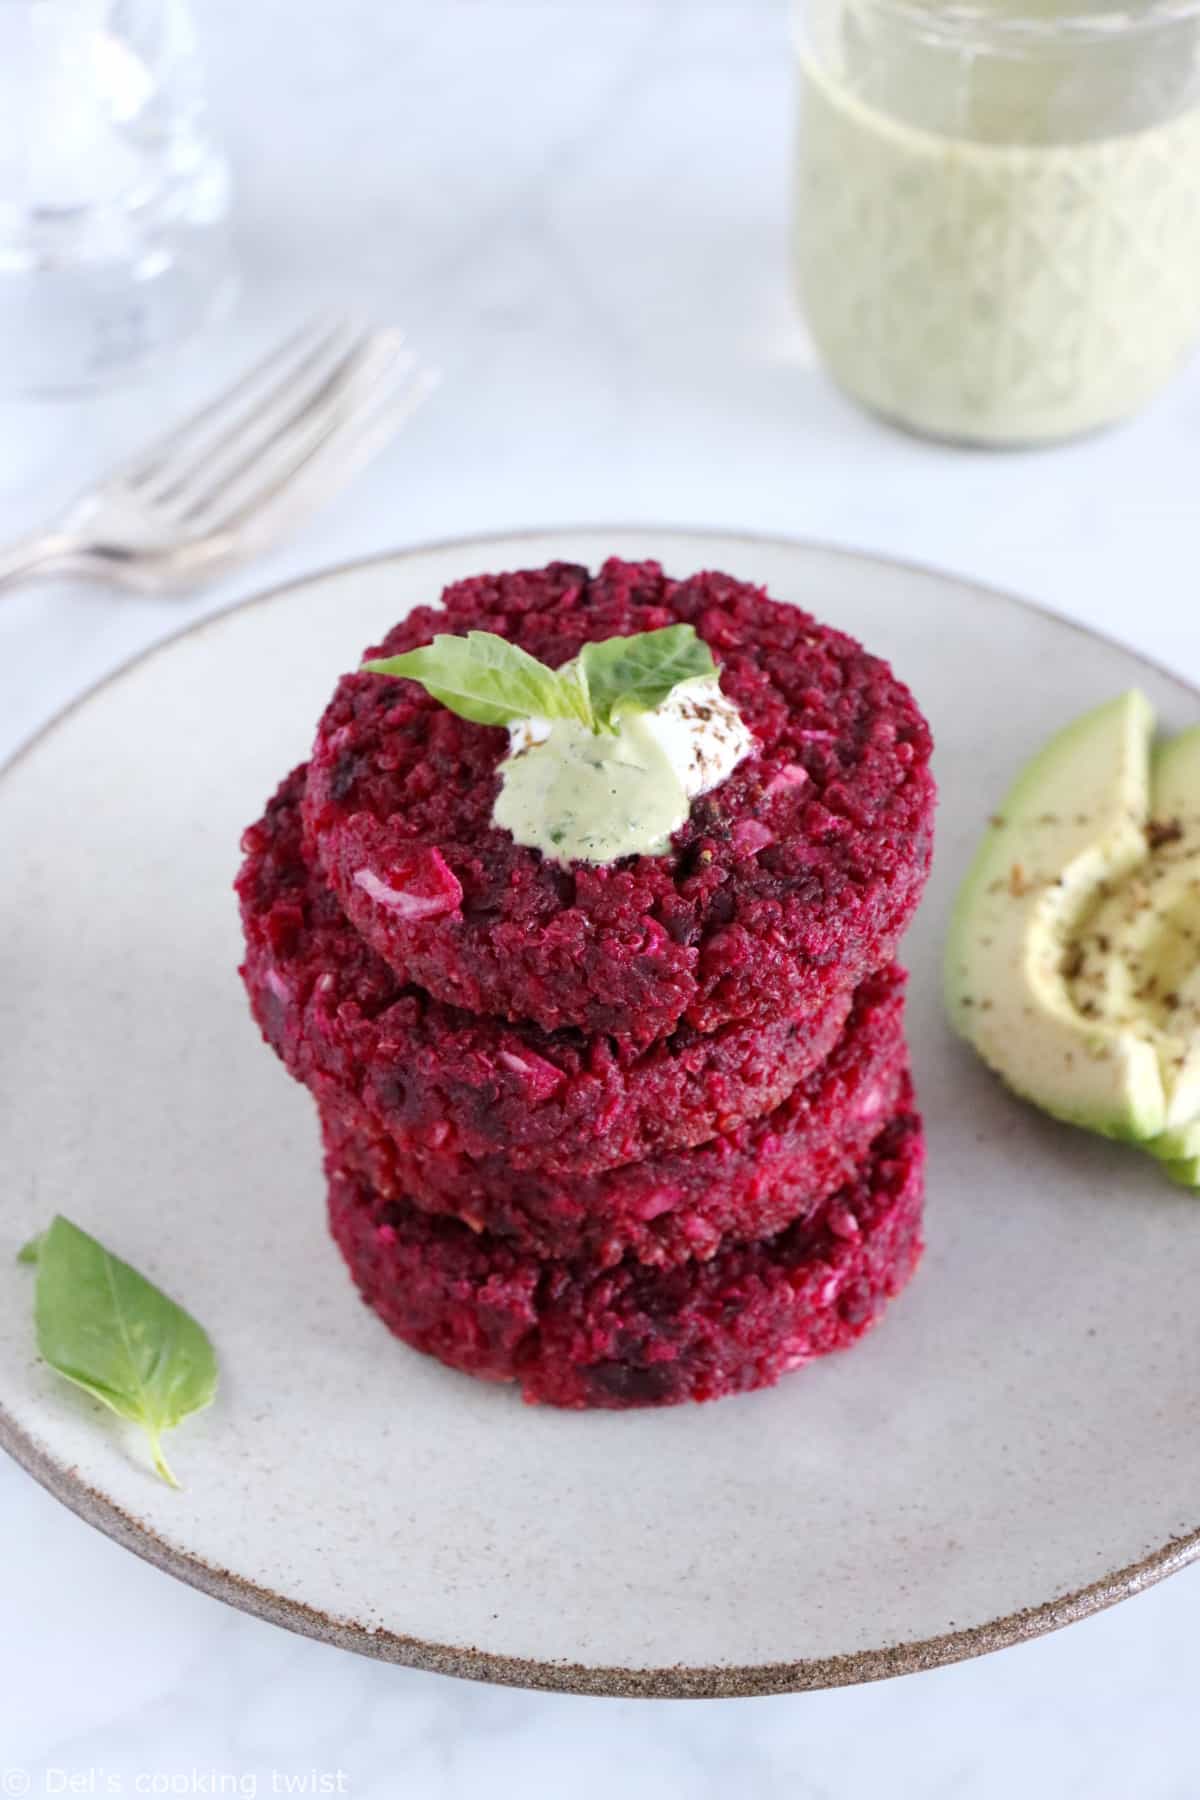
top-left (0, 314), bottom-right (436, 594)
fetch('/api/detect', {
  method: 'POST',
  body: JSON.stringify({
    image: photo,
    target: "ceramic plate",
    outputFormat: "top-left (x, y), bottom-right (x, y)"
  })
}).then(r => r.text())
top-left (3, 529), bottom-right (1199, 1698)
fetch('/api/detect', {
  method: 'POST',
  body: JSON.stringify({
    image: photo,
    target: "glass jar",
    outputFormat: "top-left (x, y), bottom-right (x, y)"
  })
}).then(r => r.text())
top-left (793, 0), bottom-right (1200, 445)
top-left (0, 0), bottom-right (235, 393)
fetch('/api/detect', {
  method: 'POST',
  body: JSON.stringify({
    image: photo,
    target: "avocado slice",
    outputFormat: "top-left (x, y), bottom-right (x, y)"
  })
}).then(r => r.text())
top-left (945, 691), bottom-right (1166, 1140)
top-left (1089, 725), bottom-right (1200, 1181)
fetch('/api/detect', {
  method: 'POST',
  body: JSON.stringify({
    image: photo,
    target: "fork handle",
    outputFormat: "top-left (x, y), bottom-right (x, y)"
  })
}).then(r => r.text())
top-left (0, 531), bottom-right (84, 593)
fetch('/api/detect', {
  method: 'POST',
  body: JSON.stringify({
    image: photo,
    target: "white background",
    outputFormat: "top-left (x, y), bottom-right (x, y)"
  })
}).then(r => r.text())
top-left (2, 1), bottom-right (1199, 1793)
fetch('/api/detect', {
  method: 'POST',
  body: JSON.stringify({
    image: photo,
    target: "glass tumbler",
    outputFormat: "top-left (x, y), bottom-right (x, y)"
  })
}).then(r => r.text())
top-left (0, 0), bottom-right (234, 393)
top-left (793, 0), bottom-right (1200, 445)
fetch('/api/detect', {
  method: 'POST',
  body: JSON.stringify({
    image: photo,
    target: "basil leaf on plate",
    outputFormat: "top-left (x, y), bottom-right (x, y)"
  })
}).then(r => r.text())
top-left (363, 631), bottom-right (589, 728)
top-left (580, 624), bottom-right (716, 731)
top-left (23, 1215), bottom-right (217, 1488)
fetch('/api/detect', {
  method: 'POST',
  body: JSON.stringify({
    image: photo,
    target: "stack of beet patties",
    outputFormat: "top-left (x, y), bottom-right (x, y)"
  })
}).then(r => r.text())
top-left (237, 558), bottom-right (935, 1407)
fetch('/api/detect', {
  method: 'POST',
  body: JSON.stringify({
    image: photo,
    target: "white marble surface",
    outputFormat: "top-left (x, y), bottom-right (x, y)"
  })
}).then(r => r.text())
top-left (3, 0), bottom-right (1200, 1791)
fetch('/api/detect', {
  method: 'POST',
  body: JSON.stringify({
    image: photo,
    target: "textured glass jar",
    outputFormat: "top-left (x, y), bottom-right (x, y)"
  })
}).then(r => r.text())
top-left (793, 0), bottom-right (1200, 445)
top-left (0, 0), bottom-right (234, 393)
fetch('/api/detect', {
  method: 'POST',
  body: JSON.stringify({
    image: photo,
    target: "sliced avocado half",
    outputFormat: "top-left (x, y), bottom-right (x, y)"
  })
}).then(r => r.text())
top-left (947, 694), bottom-right (1200, 1172)
top-left (945, 691), bottom-right (1163, 1140)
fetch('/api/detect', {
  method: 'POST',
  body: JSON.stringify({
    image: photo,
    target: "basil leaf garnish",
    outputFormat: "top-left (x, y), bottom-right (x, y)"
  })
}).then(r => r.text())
top-left (363, 631), bottom-right (589, 728)
top-left (364, 624), bottom-right (716, 735)
top-left (580, 625), bottom-right (716, 731)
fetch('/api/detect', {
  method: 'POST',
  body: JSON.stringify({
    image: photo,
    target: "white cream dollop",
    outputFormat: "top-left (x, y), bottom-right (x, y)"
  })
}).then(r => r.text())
top-left (493, 673), bottom-right (756, 865)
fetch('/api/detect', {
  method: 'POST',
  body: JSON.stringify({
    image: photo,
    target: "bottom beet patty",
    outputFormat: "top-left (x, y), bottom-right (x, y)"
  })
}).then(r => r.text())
top-left (325, 1098), bottom-right (924, 1409)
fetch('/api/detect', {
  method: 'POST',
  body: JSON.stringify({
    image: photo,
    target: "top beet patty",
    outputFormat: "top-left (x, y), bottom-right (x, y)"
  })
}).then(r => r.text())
top-left (304, 557), bottom-right (936, 1043)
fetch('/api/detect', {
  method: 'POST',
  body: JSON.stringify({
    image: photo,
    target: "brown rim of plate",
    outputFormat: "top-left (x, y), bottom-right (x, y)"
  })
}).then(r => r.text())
top-left (3, 524), bottom-right (1200, 1698)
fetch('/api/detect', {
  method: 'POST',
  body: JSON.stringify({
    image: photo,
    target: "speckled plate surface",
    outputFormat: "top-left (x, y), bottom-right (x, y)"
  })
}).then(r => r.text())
top-left (3, 529), bottom-right (1200, 1698)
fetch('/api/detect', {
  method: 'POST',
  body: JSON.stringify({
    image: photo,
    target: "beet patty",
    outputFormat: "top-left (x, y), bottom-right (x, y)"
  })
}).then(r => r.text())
top-left (239, 768), bottom-right (854, 1176)
top-left (318, 965), bottom-right (909, 1268)
top-left (303, 558), bottom-right (935, 1045)
top-left (325, 1100), bottom-right (925, 1409)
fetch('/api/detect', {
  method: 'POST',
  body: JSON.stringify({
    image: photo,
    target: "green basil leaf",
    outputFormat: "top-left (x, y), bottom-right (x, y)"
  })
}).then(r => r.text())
top-left (363, 631), bottom-right (589, 728)
top-left (17, 1233), bottom-right (41, 1265)
top-left (363, 625), bottom-right (718, 736)
top-left (28, 1215), bottom-right (218, 1488)
top-left (579, 625), bottom-right (717, 731)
